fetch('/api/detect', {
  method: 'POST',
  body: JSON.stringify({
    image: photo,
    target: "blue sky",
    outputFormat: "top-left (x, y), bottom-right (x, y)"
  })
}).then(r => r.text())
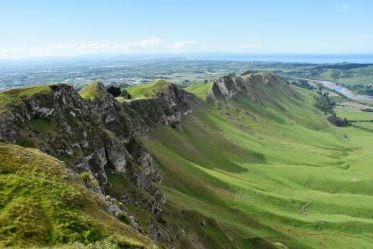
top-left (0, 0), bottom-right (372, 58)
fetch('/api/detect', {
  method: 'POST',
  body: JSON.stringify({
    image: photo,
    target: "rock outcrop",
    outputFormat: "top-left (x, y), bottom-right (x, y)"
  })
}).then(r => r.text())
top-left (208, 72), bottom-right (298, 104)
top-left (209, 75), bottom-right (246, 99)
top-left (0, 81), bottom-right (193, 247)
top-left (127, 83), bottom-right (192, 130)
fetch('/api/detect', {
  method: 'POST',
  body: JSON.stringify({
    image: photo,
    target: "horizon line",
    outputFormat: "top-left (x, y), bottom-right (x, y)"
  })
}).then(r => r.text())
top-left (1, 52), bottom-right (373, 62)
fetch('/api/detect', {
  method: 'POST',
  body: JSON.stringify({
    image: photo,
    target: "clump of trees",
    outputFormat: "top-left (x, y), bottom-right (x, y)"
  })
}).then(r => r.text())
top-left (314, 92), bottom-right (335, 114)
top-left (292, 79), bottom-right (315, 90)
top-left (350, 84), bottom-right (373, 96)
top-left (120, 89), bottom-right (132, 99)
top-left (106, 86), bottom-right (121, 97)
top-left (327, 114), bottom-right (349, 127)
top-left (361, 108), bottom-right (373, 112)
top-left (314, 90), bottom-right (349, 127)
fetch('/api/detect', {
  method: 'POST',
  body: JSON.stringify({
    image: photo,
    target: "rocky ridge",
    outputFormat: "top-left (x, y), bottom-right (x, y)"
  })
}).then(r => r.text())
top-left (0, 81), bottom-right (193, 247)
top-left (208, 72), bottom-right (298, 103)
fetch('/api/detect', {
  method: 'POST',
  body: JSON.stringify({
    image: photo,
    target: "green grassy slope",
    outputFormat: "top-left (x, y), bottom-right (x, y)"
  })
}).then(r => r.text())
top-left (79, 81), bottom-right (109, 100)
top-left (0, 144), bottom-right (155, 248)
top-left (125, 80), bottom-right (170, 99)
top-left (185, 82), bottom-right (212, 100)
top-left (142, 81), bottom-right (373, 249)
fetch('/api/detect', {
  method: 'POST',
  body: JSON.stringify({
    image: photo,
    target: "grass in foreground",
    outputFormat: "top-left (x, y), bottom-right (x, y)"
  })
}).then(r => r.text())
top-left (0, 144), bottom-right (154, 248)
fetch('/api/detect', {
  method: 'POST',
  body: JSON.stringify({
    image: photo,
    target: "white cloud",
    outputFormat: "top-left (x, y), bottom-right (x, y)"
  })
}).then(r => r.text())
top-left (0, 37), bottom-right (203, 58)
top-left (239, 42), bottom-right (262, 49)
top-left (166, 41), bottom-right (197, 50)
top-left (0, 37), bottom-right (166, 58)
top-left (130, 37), bottom-right (164, 48)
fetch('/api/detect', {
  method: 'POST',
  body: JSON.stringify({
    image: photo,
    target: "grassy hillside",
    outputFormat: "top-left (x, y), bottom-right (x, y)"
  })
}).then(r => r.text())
top-left (125, 80), bottom-right (170, 99)
top-left (0, 144), bottom-right (155, 248)
top-left (142, 80), bottom-right (373, 249)
top-left (185, 82), bottom-right (212, 100)
top-left (79, 81), bottom-right (109, 100)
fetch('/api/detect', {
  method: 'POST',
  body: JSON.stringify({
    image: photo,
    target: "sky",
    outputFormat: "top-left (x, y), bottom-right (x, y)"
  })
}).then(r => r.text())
top-left (0, 0), bottom-right (372, 59)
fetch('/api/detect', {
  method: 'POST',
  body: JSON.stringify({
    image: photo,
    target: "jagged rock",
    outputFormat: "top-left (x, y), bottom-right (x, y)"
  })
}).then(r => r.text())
top-left (0, 81), bottom-right (194, 247)
top-left (127, 83), bottom-right (192, 130)
top-left (209, 76), bottom-right (245, 99)
top-left (208, 72), bottom-right (296, 104)
top-left (128, 215), bottom-right (139, 229)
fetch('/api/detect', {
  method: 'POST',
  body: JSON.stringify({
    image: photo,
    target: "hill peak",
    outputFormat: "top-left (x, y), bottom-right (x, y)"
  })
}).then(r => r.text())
top-left (208, 72), bottom-right (295, 103)
top-left (124, 79), bottom-right (175, 100)
top-left (79, 80), bottom-right (109, 100)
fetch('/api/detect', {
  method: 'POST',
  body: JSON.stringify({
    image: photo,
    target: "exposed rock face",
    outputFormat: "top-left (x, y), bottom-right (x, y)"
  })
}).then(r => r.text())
top-left (209, 76), bottom-right (246, 99)
top-left (208, 72), bottom-right (296, 103)
top-left (128, 83), bottom-right (193, 130)
top-left (0, 84), bottom-right (146, 186)
top-left (0, 82), bottom-right (193, 247)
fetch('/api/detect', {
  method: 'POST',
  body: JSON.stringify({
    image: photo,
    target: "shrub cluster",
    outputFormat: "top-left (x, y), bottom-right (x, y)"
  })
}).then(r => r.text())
top-left (314, 92), bottom-right (335, 114)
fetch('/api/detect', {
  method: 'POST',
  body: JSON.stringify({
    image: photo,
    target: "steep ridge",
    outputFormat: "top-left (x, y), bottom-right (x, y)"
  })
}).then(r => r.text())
top-left (0, 83), bottom-right (161, 191)
top-left (1, 72), bottom-right (372, 248)
top-left (208, 72), bottom-right (329, 129)
top-left (0, 81), bottom-right (193, 248)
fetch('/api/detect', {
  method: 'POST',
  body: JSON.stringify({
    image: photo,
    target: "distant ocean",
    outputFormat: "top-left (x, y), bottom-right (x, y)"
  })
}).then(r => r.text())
top-left (1, 54), bottom-right (373, 66)
top-left (183, 54), bottom-right (373, 64)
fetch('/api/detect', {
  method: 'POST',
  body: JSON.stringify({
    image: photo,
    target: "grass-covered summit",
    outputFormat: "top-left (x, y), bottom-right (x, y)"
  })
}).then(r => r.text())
top-left (79, 81), bottom-right (110, 100)
top-left (124, 80), bottom-right (170, 100)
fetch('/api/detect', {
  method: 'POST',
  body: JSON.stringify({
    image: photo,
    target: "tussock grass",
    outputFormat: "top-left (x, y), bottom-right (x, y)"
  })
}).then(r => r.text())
top-left (0, 144), bottom-right (154, 248)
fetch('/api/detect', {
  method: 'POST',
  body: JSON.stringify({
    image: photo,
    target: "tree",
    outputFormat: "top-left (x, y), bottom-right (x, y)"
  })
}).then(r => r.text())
top-left (314, 92), bottom-right (335, 114)
top-left (106, 86), bottom-right (121, 97)
top-left (327, 114), bottom-right (349, 127)
top-left (120, 89), bottom-right (132, 99)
